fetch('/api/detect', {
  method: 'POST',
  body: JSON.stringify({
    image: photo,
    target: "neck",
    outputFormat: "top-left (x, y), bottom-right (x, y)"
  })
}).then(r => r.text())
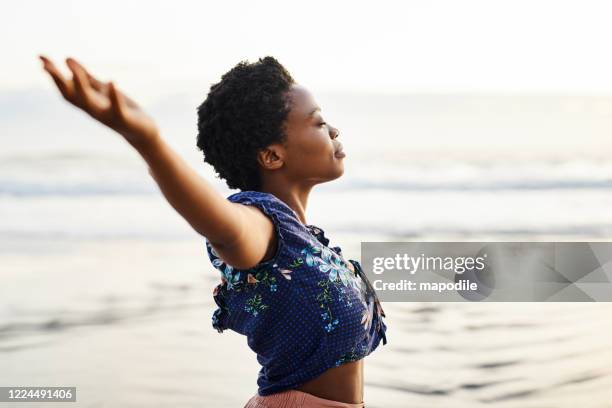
top-left (259, 181), bottom-right (313, 226)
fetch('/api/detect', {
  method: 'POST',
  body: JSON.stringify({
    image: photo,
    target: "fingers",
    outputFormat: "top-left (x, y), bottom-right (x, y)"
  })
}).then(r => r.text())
top-left (69, 58), bottom-right (106, 92)
top-left (66, 57), bottom-right (95, 111)
top-left (86, 73), bottom-right (107, 92)
top-left (40, 55), bottom-right (130, 124)
top-left (39, 55), bottom-right (74, 101)
top-left (108, 81), bottom-right (126, 120)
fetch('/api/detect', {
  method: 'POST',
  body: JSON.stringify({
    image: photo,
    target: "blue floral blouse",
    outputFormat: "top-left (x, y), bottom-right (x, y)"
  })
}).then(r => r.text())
top-left (205, 191), bottom-right (387, 396)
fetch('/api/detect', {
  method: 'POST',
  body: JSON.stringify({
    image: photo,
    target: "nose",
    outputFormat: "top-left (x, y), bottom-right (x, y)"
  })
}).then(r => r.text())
top-left (330, 125), bottom-right (340, 140)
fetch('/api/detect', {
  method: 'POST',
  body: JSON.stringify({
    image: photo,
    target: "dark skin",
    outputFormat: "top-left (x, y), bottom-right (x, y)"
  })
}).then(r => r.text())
top-left (258, 84), bottom-right (344, 223)
top-left (256, 86), bottom-right (362, 405)
top-left (39, 56), bottom-right (362, 404)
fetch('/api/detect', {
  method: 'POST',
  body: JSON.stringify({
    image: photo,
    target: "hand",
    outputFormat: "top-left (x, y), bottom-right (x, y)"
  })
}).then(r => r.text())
top-left (39, 55), bottom-right (160, 151)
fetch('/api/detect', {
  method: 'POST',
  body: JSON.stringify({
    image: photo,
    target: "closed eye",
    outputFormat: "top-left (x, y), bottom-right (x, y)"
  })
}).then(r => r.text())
top-left (318, 122), bottom-right (327, 127)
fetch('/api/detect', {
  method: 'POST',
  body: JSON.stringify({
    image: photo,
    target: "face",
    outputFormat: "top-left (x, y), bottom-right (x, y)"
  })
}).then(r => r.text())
top-left (259, 84), bottom-right (345, 186)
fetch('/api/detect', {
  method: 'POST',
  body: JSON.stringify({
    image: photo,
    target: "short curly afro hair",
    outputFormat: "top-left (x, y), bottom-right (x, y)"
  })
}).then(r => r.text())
top-left (196, 56), bottom-right (296, 191)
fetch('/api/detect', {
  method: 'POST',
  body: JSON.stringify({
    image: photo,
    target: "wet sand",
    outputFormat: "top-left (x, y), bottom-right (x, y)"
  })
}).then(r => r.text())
top-left (2, 237), bottom-right (611, 407)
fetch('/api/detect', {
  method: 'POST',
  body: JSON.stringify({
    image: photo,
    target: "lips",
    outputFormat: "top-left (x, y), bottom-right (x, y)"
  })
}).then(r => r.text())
top-left (334, 142), bottom-right (345, 158)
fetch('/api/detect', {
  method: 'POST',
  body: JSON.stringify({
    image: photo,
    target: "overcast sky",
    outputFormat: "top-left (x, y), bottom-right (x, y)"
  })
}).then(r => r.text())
top-left (4, 0), bottom-right (612, 102)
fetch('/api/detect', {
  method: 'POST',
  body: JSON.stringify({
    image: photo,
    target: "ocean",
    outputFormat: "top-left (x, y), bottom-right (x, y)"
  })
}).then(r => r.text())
top-left (1, 91), bottom-right (612, 407)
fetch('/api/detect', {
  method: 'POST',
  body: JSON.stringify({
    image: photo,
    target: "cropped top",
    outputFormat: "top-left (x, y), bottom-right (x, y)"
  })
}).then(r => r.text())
top-left (205, 191), bottom-right (387, 396)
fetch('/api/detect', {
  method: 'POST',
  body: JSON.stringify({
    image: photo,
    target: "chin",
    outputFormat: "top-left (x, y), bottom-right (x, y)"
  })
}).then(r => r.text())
top-left (330, 164), bottom-right (345, 180)
top-left (312, 161), bottom-right (345, 185)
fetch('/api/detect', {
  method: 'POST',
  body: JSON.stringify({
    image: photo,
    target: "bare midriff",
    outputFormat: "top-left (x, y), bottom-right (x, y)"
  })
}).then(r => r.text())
top-left (295, 359), bottom-right (363, 404)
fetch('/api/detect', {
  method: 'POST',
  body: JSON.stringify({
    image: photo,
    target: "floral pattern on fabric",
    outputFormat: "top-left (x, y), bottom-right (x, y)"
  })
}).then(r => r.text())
top-left (205, 191), bottom-right (387, 396)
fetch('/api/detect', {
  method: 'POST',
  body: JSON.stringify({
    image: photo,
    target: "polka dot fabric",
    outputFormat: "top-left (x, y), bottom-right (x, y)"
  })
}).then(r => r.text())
top-left (205, 191), bottom-right (388, 396)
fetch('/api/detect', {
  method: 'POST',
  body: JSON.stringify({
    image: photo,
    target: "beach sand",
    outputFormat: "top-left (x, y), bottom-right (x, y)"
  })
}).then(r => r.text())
top-left (2, 236), bottom-right (611, 407)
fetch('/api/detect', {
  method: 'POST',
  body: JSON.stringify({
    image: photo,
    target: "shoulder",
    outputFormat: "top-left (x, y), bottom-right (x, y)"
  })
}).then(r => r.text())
top-left (206, 190), bottom-right (311, 270)
top-left (226, 191), bottom-right (301, 227)
top-left (227, 191), bottom-right (294, 212)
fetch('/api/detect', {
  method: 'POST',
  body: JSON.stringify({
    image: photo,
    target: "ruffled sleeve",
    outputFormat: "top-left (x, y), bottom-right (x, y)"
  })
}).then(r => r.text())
top-left (204, 190), bottom-right (304, 333)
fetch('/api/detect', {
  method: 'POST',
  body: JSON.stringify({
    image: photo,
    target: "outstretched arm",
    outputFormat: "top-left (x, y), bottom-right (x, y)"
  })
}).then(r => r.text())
top-left (39, 56), bottom-right (276, 269)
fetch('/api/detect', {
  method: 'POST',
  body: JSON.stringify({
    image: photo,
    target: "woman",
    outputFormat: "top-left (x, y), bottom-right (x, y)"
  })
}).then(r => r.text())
top-left (40, 55), bottom-right (387, 407)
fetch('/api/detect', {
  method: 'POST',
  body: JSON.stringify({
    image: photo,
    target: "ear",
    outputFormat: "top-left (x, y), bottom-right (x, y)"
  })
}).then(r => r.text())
top-left (257, 145), bottom-right (285, 170)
